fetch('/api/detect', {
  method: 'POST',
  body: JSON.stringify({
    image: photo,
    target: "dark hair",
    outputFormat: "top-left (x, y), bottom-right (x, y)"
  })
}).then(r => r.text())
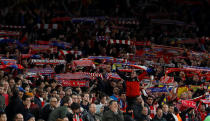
top-left (61, 96), bottom-right (70, 106)
top-left (0, 83), bottom-right (3, 87)
top-left (22, 94), bottom-right (30, 101)
top-left (0, 111), bottom-right (6, 116)
top-left (109, 100), bottom-right (117, 106)
top-left (71, 102), bottom-right (80, 110)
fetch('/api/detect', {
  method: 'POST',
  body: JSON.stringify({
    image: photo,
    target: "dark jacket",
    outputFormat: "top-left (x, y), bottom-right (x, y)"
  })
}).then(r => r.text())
top-left (162, 113), bottom-right (175, 121)
top-left (48, 106), bottom-right (69, 121)
top-left (15, 101), bottom-right (33, 121)
top-left (152, 115), bottom-right (166, 121)
top-left (0, 94), bottom-right (5, 112)
top-left (124, 113), bottom-right (135, 121)
top-left (102, 110), bottom-right (124, 121)
top-left (83, 111), bottom-right (98, 121)
top-left (133, 103), bottom-right (150, 121)
top-left (40, 104), bottom-right (55, 121)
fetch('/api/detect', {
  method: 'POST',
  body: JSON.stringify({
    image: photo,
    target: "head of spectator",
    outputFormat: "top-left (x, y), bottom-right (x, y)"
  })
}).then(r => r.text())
top-left (112, 87), bottom-right (119, 96)
top-left (193, 74), bottom-right (200, 82)
top-left (56, 84), bottom-right (63, 92)
top-left (71, 102), bottom-right (81, 114)
top-left (187, 90), bottom-right (193, 99)
top-left (77, 95), bottom-right (82, 104)
top-left (75, 87), bottom-right (82, 95)
top-left (14, 113), bottom-right (24, 121)
top-left (71, 93), bottom-right (78, 103)
top-left (50, 97), bottom-right (58, 108)
top-left (200, 103), bottom-right (206, 112)
top-left (26, 114), bottom-right (35, 121)
top-left (61, 96), bottom-right (72, 107)
top-left (89, 103), bottom-right (97, 115)
top-left (49, 79), bottom-right (57, 89)
top-left (131, 71), bottom-right (137, 78)
top-left (142, 107), bottom-right (148, 116)
top-left (169, 105), bottom-right (175, 114)
top-left (9, 78), bottom-right (15, 89)
top-left (156, 107), bottom-right (164, 119)
top-left (110, 80), bottom-right (117, 88)
top-left (59, 91), bottom-right (65, 99)
top-left (18, 87), bottom-right (25, 99)
top-left (119, 91), bottom-right (126, 102)
top-left (82, 92), bottom-right (90, 103)
top-left (109, 100), bottom-right (118, 113)
top-left (162, 104), bottom-right (169, 114)
top-left (2, 81), bottom-right (9, 94)
top-left (64, 87), bottom-right (72, 96)
top-left (146, 96), bottom-right (154, 105)
top-left (180, 92), bottom-right (188, 100)
top-left (0, 83), bottom-right (4, 95)
top-left (99, 94), bottom-right (107, 105)
top-left (136, 95), bottom-right (143, 104)
top-left (22, 95), bottom-right (31, 109)
top-left (0, 112), bottom-right (7, 121)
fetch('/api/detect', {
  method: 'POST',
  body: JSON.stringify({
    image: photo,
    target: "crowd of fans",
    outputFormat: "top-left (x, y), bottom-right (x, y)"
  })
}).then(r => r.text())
top-left (0, 0), bottom-right (209, 121)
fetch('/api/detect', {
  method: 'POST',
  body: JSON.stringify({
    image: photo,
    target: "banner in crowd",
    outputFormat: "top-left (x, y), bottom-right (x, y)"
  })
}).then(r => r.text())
top-left (148, 86), bottom-right (173, 92)
top-left (21, 54), bottom-right (41, 59)
top-left (26, 68), bottom-right (55, 78)
top-left (145, 61), bottom-right (175, 67)
top-left (105, 73), bottom-right (121, 80)
top-left (181, 100), bottom-right (196, 108)
top-left (55, 72), bottom-right (103, 80)
top-left (29, 45), bottom-right (51, 53)
top-left (0, 59), bottom-right (17, 64)
top-left (72, 60), bottom-right (94, 67)
top-left (31, 59), bottom-right (66, 65)
top-left (0, 31), bottom-right (21, 36)
top-left (59, 50), bottom-right (82, 56)
top-left (55, 72), bottom-right (90, 80)
top-left (0, 24), bottom-right (26, 29)
top-left (37, 24), bottom-right (60, 29)
top-left (88, 56), bottom-right (127, 64)
top-left (60, 80), bottom-right (89, 87)
top-left (160, 76), bottom-right (174, 84)
top-left (108, 39), bottom-right (134, 45)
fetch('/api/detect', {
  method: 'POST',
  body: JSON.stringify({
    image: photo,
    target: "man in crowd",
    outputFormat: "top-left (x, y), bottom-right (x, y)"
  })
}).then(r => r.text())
top-left (102, 100), bottom-right (124, 121)
top-left (48, 96), bottom-right (72, 121)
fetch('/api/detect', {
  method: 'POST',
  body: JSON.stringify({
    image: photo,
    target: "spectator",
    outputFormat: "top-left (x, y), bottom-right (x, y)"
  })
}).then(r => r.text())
top-left (0, 111), bottom-right (7, 121)
top-left (14, 113), bottom-right (24, 121)
top-left (40, 97), bottom-right (58, 121)
top-left (83, 103), bottom-right (102, 121)
top-left (152, 108), bottom-right (166, 121)
top-left (102, 100), bottom-right (124, 121)
top-left (0, 83), bottom-right (5, 112)
top-left (48, 96), bottom-right (72, 121)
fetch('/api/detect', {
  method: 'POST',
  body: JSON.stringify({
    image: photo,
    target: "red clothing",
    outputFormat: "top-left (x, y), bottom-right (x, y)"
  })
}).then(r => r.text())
top-left (3, 93), bottom-right (9, 106)
top-left (126, 81), bottom-right (140, 97)
top-left (149, 105), bottom-right (156, 119)
top-left (200, 112), bottom-right (207, 121)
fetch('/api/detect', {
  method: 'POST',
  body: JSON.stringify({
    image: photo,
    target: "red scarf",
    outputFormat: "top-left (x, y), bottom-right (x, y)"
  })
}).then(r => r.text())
top-left (73, 113), bottom-right (83, 121)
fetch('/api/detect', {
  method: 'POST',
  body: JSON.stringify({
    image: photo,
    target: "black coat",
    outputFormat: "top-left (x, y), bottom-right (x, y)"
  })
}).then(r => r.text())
top-left (102, 110), bottom-right (124, 121)
top-left (124, 113), bottom-right (135, 121)
top-left (40, 104), bottom-right (54, 121)
top-left (162, 113), bottom-right (175, 121)
top-left (82, 111), bottom-right (98, 121)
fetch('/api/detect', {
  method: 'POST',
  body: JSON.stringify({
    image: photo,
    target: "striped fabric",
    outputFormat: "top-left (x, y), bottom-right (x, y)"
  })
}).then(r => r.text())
top-left (59, 50), bottom-right (82, 56)
top-left (0, 25), bottom-right (26, 29)
top-left (108, 39), bottom-right (134, 45)
top-left (0, 31), bottom-right (21, 36)
top-left (37, 24), bottom-right (60, 29)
